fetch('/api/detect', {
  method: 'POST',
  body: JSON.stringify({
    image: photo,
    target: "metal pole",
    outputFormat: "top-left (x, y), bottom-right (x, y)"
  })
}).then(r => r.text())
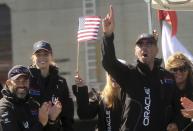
top-left (145, 0), bottom-right (153, 33)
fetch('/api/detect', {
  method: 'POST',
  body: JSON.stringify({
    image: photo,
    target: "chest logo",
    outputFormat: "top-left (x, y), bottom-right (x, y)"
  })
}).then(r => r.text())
top-left (23, 121), bottom-right (29, 129)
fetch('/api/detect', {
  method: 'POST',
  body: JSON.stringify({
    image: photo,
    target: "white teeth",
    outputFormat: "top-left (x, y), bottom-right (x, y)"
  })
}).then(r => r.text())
top-left (39, 60), bottom-right (46, 64)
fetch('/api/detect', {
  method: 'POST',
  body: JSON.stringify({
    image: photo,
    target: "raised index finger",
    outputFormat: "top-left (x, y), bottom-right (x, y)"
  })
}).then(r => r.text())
top-left (109, 5), bottom-right (114, 21)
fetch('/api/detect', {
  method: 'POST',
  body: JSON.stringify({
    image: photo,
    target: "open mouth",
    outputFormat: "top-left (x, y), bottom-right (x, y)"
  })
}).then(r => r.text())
top-left (142, 54), bottom-right (148, 57)
top-left (39, 60), bottom-right (47, 64)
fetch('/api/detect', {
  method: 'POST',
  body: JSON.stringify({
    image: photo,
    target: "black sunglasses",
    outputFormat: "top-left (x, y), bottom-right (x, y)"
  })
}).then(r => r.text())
top-left (170, 65), bottom-right (189, 73)
top-left (110, 78), bottom-right (116, 83)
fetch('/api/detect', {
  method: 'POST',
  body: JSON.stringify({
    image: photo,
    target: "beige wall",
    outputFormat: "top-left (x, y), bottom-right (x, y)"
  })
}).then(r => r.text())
top-left (0, 0), bottom-right (192, 88)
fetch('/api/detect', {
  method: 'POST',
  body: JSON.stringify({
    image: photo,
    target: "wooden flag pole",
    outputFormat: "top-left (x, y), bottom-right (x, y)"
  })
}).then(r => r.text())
top-left (76, 41), bottom-right (80, 73)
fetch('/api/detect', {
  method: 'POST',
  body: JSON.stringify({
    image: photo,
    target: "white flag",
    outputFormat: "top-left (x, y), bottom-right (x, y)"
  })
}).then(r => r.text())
top-left (162, 21), bottom-right (193, 64)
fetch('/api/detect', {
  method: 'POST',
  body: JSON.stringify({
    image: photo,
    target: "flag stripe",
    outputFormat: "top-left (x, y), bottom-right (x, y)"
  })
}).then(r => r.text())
top-left (84, 17), bottom-right (101, 21)
top-left (78, 32), bottom-right (98, 37)
top-left (85, 21), bottom-right (101, 24)
top-left (78, 37), bottom-right (98, 42)
top-left (78, 29), bottom-right (98, 33)
top-left (84, 25), bottom-right (100, 28)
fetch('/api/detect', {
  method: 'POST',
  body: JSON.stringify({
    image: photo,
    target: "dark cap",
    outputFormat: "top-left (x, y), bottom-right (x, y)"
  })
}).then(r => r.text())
top-left (136, 33), bottom-right (157, 45)
top-left (8, 65), bottom-right (30, 80)
top-left (33, 40), bottom-right (52, 54)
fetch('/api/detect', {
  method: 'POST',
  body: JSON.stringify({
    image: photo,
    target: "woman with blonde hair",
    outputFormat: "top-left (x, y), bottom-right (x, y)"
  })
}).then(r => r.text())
top-left (165, 52), bottom-right (193, 89)
top-left (29, 40), bottom-right (74, 131)
top-left (101, 73), bottom-right (121, 108)
top-left (72, 71), bottom-right (125, 131)
top-left (165, 52), bottom-right (193, 131)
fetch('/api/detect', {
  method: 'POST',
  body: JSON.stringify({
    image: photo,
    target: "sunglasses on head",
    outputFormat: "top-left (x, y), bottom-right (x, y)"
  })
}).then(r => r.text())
top-left (170, 65), bottom-right (189, 73)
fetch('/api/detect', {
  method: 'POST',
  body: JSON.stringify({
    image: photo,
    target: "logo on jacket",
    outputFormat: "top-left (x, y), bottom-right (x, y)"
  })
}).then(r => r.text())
top-left (105, 110), bottom-right (112, 131)
top-left (29, 89), bottom-right (40, 96)
top-left (1, 111), bottom-right (11, 124)
top-left (31, 109), bottom-right (38, 117)
top-left (143, 87), bottom-right (151, 126)
top-left (23, 121), bottom-right (29, 128)
top-left (51, 94), bottom-right (57, 104)
top-left (160, 78), bottom-right (174, 86)
top-left (1, 111), bottom-right (8, 118)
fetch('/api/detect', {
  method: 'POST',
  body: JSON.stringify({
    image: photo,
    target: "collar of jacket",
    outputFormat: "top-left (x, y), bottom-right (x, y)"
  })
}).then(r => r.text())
top-left (136, 58), bottom-right (162, 77)
top-left (29, 65), bottom-right (59, 78)
top-left (1, 86), bottom-right (30, 104)
top-left (182, 79), bottom-right (193, 92)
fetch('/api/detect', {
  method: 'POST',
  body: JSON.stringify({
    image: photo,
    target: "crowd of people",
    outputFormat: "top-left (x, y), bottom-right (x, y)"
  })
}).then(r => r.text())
top-left (0, 5), bottom-right (193, 131)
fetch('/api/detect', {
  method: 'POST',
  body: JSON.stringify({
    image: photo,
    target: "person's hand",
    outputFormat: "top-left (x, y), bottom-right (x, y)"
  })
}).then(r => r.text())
top-left (74, 73), bottom-right (86, 87)
top-left (38, 102), bottom-right (50, 126)
top-left (49, 99), bottom-right (62, 121)
top-left (167, 123), bottom-right (178, 131)
top-left (181, 108), bottom-right (193, 118)
top-left (181, 97), bottom-right (193, 109)
top-left (180, 97), bottom-right (193, 118)
top-left (102, 5), bottom-right (114, 36)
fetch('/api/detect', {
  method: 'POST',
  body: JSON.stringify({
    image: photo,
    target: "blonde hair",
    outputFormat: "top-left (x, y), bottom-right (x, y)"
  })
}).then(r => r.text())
top-left (165, 52), bottom-right (193, 85)
top-left (100, 73), bottom-right (120, 108)
top-left (31, 54), bottom-right (56, 67)
top-left (165, 52), bottom-right (192, 69)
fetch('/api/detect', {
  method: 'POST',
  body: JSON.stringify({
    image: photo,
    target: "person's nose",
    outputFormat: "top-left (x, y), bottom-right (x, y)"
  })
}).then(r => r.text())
top-left (19, 80), bottom-right (29, 86)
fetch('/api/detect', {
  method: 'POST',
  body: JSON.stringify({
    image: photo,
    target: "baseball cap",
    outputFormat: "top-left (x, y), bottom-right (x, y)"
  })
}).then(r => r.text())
top-left (8, 65), bottom-right (30, 80)
top-left (33, 40), bottom-right (52, 54)
top-left (136, 33), bottom-right (157, 45)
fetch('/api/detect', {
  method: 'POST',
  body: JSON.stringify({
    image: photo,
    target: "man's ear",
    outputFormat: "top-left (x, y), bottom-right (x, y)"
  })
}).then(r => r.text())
top-left (134, 46), bottom-right (137, 57)
top-left (5, 80), bottom-right (12, 88)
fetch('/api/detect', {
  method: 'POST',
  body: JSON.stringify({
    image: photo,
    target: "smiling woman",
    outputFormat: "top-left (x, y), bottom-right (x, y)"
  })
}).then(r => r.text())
top-left (165, 52), bottom-right (193, 90)
top-left (165, 52), bottom-right (193, 130)
top-left (29, 40), bottom-right (74, 131)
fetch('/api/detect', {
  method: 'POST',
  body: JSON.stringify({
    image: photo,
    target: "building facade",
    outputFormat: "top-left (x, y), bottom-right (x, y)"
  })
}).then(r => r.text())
top-left (0, 0), bottom-right (192, 89)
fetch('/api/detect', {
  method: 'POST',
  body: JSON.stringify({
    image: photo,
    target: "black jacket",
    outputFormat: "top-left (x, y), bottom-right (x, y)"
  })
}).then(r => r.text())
top-left (29, 65), bottom-right (74, 131)
top-left (175, 80), bottom-right (193, 131)
top-left (72, 85), bottom-right (125, 131)
top-left (102, 34), bottom-right (180, 131)
top-left (0, 88), bottom-right (44, 131)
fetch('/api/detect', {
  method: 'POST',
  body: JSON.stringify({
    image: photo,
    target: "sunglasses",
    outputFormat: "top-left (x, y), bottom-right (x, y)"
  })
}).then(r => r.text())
top-left (170, 65), bottom-right (189, 73)
top-left (110, 78), bottom-right (117, 83)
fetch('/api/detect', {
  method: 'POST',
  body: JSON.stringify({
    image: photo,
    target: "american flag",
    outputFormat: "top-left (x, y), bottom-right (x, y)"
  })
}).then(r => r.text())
top-left (77, 16), bottom-right (101, 42)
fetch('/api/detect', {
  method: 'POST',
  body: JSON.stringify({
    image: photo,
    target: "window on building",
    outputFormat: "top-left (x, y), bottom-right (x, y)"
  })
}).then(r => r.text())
top-left (0, 4), bottom-right (12, 83)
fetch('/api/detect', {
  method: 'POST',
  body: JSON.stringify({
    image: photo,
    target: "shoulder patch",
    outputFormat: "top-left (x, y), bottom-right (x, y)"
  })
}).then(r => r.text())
top-left (1, 111), bottom-right (11, 124)
top-left (160, 78), bottom-right (175, 85)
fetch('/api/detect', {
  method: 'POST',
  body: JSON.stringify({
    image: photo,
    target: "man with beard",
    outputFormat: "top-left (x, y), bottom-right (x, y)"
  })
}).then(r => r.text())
top-left (0, 65), bottom-right (62, 131)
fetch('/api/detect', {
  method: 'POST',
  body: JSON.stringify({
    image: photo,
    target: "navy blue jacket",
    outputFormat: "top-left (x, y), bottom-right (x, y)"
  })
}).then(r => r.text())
top-left (29, 65), bottom-right (74, 131)
top-left (0, 88), bottom-right (44, 131)
top-left (73, 85), bottom-right (124, 131)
